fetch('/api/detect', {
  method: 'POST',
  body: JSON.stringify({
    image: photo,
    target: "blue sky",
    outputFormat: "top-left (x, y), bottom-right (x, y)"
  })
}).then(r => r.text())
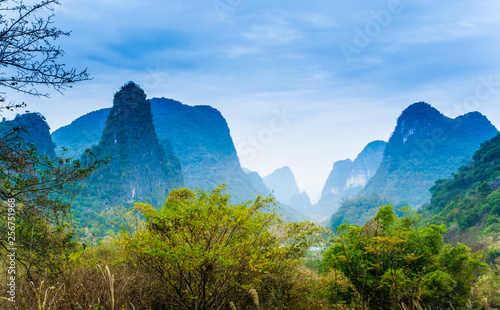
top-left (6, 0), bottom-right (500, 201)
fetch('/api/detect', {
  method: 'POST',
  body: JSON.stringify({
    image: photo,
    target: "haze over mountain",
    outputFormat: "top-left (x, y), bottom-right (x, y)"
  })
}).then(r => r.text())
top-left (77, 82), bottom-right (184, 208)
top-left (16, 0), bottom-right (500, 203)
top-left (242, 167), bottom-right (307, 221)
top-left (361, 102), bottom-right (498, 207)
top-left (53, 91), bottom-right (264, 202)
top-left (52, 109), bottom-right (109, 159)
top-left (289, 191), bottom-right (313, 214)
top-left (263, 166), bottom-right (301, 205)
top-left (243, 168), bottom-right (270, 196)
top-left (312, 140), bottom-right (386, 219)
top-left (0, 112), bottom-right (56, 158)
top-left (149, 97), bottom-right (261, 202)
top-left (53, 99), bottom-right (499, 225)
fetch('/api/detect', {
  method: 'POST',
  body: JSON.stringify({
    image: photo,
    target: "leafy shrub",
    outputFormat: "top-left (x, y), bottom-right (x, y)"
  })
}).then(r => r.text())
top-left (323, 205), bottom-right (487, 310)
top-left (121, 185), bottom-right (328, 309)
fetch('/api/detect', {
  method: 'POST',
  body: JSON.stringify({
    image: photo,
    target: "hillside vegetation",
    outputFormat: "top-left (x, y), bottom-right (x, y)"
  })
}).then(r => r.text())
top-left (421, 133), bottom-right (500, 242)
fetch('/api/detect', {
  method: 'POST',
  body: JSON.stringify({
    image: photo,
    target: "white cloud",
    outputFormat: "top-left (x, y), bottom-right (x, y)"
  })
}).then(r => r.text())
top-left (225, 46), bottom-right (261, 58)
top-left (242, 24), bottom-right (302, 43)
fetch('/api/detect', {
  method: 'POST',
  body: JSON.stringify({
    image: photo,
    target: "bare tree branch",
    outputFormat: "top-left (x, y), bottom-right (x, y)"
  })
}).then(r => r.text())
top-left (0, 0), bottom-right (90, 103)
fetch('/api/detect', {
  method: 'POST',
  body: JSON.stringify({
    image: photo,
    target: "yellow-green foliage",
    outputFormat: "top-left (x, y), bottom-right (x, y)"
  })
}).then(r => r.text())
top-left (471, 266), bottom-right (500, 309)
top-left (323, 205), bottom-right (488, 310)
top-left (120, 185), bottom-right (329, 309)
top-left (471, 236), bottom-right (500, 309)
top-left (1, 193), bottom-right (499, 309)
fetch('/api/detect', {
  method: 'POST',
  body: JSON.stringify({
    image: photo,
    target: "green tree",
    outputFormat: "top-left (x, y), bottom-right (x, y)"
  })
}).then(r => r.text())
top-left (121, 186), bottom-right (327, 310)
top-left (0, 129), bottom-right (105, 279)
top-left (323, 205), bottom-right (487, 310)
top-left (0, 0), bottom-right (98, 280)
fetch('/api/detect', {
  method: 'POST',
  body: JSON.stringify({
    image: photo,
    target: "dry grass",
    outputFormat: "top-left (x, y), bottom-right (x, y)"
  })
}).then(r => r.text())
top-left (0, 239), bottom-right (497, 310)
top-left (0, 262), bottom-right (163, 310)
top-left (0, 263), bottom-right (488, 310)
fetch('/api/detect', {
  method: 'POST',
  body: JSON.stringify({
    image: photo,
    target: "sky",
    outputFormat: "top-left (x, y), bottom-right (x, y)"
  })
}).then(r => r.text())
top-left (4, 0), bottom-right (500, 202)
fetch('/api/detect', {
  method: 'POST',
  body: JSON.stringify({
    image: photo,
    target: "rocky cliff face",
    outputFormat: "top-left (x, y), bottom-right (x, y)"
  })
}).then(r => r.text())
top-left (313, 140), bottom-right (386, 219)
top-left (52, 91), bottom-right (261, 203)
top-left (80, 82), bottom-right (184, 208)
top-left (361, 102), bottom-right (498, 207)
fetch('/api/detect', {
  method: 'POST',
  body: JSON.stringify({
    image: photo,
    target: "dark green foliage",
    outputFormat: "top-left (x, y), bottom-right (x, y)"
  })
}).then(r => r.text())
top-left (362, 102), bottom-right (498, 208)
top-left (0, 0), bottom-right (98, 281)
top-left (75, 83), bottom-right (184, 212)
top-left (420, 133), bottom-right (500, 236)
top-left (326, 194), bottom-right (395, 230)
top-left (323, 205), bottom-right (487, 309)
top-left (0, 126), bottom-right (105, 279)
top-left (0, 112), bottom-right (56, 157)
top-left (52, 96), bottom-right (263, 203)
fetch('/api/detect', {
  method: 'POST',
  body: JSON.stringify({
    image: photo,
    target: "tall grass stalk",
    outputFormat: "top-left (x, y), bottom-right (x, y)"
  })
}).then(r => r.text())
top-left (98, 264), bottom-right (115, 310)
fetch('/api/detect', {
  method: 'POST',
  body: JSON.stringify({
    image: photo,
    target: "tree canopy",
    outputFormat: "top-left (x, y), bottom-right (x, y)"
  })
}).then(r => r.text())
top-left (323, 205), bottom-right (487, 310)
top-left (121, 186), bottom-right (328, 310)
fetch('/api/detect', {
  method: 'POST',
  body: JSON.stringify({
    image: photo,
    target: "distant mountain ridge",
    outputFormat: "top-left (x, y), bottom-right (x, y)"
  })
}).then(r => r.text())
top-left (53, 93), bottom-right (263, 203)
top-left (243, 168), bottom-right (271, 197)
top-left (242, 167), bottom-right (307, 221)
top-left (259, 166), bottom-right (312, 219)
top-left (52, 109), bottom-right (109, 159)
top-left (0, 112), bottom-right (56, 157)
top-left (289, 191), bottom-right (313, 214)
top-left (263, 166), bottom-right (301, 204)
top-left (325, 102), bottom-right (498, 230)
top-left (313, 140), bottom-right (386, 218)
top-left (361, 102), bottom-right (498, 207)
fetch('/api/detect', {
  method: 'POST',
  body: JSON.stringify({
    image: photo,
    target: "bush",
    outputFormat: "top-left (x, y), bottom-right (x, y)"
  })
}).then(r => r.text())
top-left (121, 186), bottom-right (329, 309)
top-left (323, 205), bottom-right (487, 310)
